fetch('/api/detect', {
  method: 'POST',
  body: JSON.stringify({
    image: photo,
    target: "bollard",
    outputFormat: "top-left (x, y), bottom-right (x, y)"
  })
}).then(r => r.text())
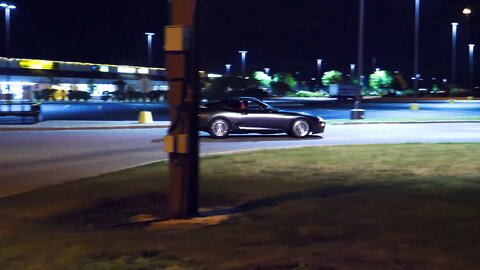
top-left (350, 109), bottom-right (365, 119)
top-left (138, 111), bottom-right (153, 124)
top-left (350, 101), bottom-right (365, 119)
top-left (410, 103), bottom-right (420, 111)
top-left (449, 99), bottom-right (456, 104)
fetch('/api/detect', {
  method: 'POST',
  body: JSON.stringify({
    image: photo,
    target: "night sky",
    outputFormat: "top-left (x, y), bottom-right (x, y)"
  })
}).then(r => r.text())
top-left (5, 0), bottom-right (480, 83)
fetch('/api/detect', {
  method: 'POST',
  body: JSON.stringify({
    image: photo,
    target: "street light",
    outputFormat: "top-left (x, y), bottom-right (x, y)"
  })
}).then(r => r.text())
top-left (238, 51), bottom-right (248, 77)
top-left (350, 64), bottom-right (356, 78)
top-left (264, 67), bottom-right (270, 75)
top-left (413, 0), bottom-right (420, 92)
top-left (225, 64), bottom-right (231, 75)
top-left (451, 22), bottom-right (459, 86)
top-left (469, 44), bottom-right (475, 88)
top-left (1, 3), bottom-right (16, 56)
top-left (316, 59), bottom-right (323, 79)
top-left (1, 2), bottom-right (15, 95)
top-left (145, 32), bottom-right (155, 66)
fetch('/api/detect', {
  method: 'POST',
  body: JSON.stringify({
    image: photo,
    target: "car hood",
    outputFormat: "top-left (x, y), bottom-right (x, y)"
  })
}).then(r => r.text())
top-left (277, 110), bottom-right (323, 120)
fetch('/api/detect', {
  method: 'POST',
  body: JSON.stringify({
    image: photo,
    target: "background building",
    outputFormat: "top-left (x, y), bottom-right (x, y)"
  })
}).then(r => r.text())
top-left (0, 57), bottom-right (168, 99)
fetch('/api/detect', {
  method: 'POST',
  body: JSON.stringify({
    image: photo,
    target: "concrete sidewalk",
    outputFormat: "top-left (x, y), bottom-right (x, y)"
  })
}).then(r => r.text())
top-left (0, 120), bottom-right (171, 131)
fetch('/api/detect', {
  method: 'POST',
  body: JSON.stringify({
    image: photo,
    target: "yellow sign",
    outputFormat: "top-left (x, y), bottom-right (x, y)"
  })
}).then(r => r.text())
top-left (19, 60), bottom-right (55, 70)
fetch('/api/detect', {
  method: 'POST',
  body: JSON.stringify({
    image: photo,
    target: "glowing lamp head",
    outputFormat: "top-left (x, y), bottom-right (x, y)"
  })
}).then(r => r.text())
top-left (0, 3), bottom-right (15, 9)
top-left (451, 22), bottom-right (459, 27)
top-left (463, 8), bottom-right (472, 15)
top-left (145, 32), bottom-right (155, 36)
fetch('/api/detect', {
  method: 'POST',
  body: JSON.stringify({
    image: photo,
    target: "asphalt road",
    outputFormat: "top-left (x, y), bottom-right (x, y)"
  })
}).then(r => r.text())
top-left (2, 99), bottom-right (479, 124)
top-left (1, 123), bottom-right (480, 197)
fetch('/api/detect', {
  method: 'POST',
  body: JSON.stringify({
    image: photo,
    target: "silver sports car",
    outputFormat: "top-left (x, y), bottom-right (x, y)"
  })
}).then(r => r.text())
top-left (199, 97), bottom-right (326, 138)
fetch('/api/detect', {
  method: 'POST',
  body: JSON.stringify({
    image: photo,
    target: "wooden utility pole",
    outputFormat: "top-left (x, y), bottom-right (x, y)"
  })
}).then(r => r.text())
top-left (164, 0), bottom-right (200, 218)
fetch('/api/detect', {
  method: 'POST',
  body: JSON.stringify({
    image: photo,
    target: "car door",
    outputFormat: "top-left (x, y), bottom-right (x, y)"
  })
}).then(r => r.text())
top-left (237, 99), bottom-right (281, 131)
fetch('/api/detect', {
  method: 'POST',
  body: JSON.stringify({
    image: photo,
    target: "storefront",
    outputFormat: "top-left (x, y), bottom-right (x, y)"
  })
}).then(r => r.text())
top-left (0, 57), bottom-right (168, 100)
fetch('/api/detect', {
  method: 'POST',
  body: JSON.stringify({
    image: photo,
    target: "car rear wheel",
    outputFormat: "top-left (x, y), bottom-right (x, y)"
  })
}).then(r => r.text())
top-left (208, 118), bottom-right (231, 138)
top-left (290, 118), bottom-right (310, 138)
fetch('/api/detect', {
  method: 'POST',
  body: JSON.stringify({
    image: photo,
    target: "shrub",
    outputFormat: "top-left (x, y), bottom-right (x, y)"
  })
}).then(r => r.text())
top-left (126, 91), bottom-right (145, 101)
top-left (147, 91), bottom-right (165, 102)
top-left (449, 88), bottom-right (469, 97)
top-left (67, 90), bottom-right (91, 101)
top-left (38, 89), bottom-right (56, 100)
top-left (288, 90), bottom-right (325, 98)
top-left (271, 81), bottom-right (292, 97)
top-left (112, 91), bottom-right (126, 101)
top-left (101, 91), bottom-right (111, 102)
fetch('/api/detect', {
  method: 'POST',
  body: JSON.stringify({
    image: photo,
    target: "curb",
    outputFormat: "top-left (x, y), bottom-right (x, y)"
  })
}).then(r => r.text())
top-left (0, 124), bottom-right (171, 132)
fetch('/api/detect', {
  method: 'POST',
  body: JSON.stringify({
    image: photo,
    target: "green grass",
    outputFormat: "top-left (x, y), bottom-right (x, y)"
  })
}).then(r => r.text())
top-left (1, 144), bottom-right (480, 269)
top-left (327, 115), bottom-right (480, 124)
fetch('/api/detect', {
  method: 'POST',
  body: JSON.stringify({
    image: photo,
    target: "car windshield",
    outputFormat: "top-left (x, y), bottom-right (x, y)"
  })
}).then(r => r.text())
top-left (204, 99), bottom-right (278, 111)
top-left (260, 101), bottom-right (278, 111)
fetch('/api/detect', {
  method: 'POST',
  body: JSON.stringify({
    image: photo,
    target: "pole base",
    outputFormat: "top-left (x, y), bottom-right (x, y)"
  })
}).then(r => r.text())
top-left (350, 109), bottom-right (365, 120)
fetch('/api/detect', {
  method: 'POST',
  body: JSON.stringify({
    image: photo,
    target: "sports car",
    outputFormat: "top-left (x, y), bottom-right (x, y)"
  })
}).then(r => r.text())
top-left (199, 97), bottom-right (326, 138)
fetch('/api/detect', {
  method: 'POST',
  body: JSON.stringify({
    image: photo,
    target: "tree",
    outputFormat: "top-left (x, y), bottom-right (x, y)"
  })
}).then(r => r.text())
top-left (369, 70), bottom-right (393, 91)
top-left (113, 80), bottom-right (127, 93)
top-left (253, 71), bottom-right (272, 88)
top-left (205, 76), bottom-right (260, 92)
top-left (271, 72), bottom-right (297, 96)
top-left (202, 76), bottom-right (262, 100)
top-left (322, 70), bottom-right (343, 86)
top-left (391, 73), bottom-right (408, 90)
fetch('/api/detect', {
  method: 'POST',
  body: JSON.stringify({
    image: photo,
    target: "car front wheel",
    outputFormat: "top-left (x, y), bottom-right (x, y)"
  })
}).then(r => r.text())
top-left (290, 118), bottom-right (310, 138)
top-left (208, 118), bottom-right (231, 138)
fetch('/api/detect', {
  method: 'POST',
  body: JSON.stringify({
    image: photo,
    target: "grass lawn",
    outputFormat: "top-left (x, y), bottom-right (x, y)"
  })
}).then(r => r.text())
top-left (327, 116), bottom-right (480, 124)
top-left (1, 144), bottom-right (480, 269)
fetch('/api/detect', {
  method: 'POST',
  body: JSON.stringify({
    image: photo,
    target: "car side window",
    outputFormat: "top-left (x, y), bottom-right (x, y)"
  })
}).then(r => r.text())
top-left (246, 100), bottom-right (264, 111)
top-left (223, 100), bottom-right (241, 110)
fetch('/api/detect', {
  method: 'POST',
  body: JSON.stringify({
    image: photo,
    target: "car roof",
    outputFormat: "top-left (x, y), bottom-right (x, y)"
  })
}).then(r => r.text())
top-left (205, 97), bottom-right (264, 108)
top-left (236, 97), bottom-right (262, 102)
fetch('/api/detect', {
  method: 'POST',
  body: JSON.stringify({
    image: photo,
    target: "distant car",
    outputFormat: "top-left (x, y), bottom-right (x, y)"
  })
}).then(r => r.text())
top-left (199, 97), bottom-right (326, 138)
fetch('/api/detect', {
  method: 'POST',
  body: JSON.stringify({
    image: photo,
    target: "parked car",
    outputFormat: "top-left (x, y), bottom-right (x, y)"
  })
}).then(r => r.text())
top-left (199, 97), bottom-right (326, 138)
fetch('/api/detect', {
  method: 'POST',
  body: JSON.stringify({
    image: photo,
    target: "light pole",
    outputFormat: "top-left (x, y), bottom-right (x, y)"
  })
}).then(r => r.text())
top-left (1, 3), bottom-right (16, 95)
top-left (238, 50), bottom-right (248, 77)
top-left (469, 44), bottom-right (475, 88)
top-left (413, 0), bottom-right (420, 93)
top-left (145, 32), bottom-right (155, 66)
top-left (463, 8), bottom-right (472, 46)
top-left (350, 64), bottom-right (356, 80)
top-left (316, 59), bottom-right (323, 80)
top-left (451, 22), bottom-right (459, 86)
top-left (463, 8), bottom-right (472, 24)
top-left (225, 64), bottom-right (231, 75)
top-left (357, 0), bottom-right (365, 85)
